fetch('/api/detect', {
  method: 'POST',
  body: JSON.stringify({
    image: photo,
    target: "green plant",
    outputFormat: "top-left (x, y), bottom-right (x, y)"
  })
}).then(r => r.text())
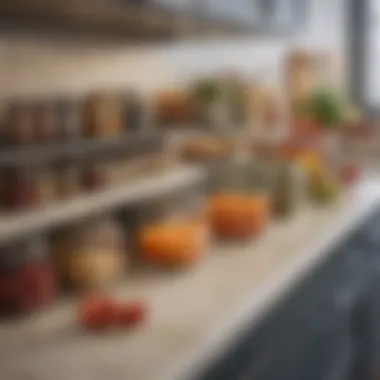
top-left (307, 87), bottom-right (347, 129)
top-left (192, 78), bottom-right (224, 105)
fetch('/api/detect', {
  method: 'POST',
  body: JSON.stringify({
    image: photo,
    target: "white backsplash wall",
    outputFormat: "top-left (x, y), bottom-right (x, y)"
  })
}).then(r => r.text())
top-left (0, 0), bottom-right (346, 101)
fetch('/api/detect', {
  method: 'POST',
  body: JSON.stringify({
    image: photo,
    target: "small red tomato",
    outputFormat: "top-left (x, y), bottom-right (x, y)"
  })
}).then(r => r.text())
top-left (78, 295), bottom-right (117, 331)
top-left (341, 165), bottom-right (360, 185)
top-left (117, 301), bottom-right (147, 328)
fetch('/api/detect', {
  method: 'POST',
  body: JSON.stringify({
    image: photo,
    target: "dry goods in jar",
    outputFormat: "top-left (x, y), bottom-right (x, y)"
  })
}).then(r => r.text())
top-left (53, 219), bottom-right (127, 292)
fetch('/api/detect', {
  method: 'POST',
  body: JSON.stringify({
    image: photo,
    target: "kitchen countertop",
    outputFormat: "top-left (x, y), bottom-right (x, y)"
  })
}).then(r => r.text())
top-left (0, 179), bottom-right (379, 380)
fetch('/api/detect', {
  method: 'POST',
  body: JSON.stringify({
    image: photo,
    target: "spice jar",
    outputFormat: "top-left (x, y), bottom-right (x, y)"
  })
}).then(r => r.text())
top-left (31, 102), bottom-right (57, 144)
top-left (0, 237), bottom-right (55, 316)
top-left (122, 92), bottom-right (145, 134)
top-left (83, 93), bottom-right (123, 139)
top-left (55, 99), bottom-right (82, 141)
top-left (52, 219), bottom-right (127, 292)
top-left (34, 166), bottom-right (57, 207)
top-left (4, 101), bottom-right (34, 146)
top-left (55, 162), bottom-right (82, 199)
top-left (0, 167), bottom-right (39, 211)
top-left (81, 162), bottom-right (109, 191)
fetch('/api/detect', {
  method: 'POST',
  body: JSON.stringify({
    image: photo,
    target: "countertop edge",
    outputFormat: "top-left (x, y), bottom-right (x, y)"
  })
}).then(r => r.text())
top-left (165, 180), bottom-right (380, 380)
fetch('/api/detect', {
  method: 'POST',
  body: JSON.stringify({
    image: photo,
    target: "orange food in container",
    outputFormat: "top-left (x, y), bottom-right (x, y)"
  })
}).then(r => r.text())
top-left (139, 220), bottom-right (209, 268)
top-left (208, 194), bottom-right (269, 240)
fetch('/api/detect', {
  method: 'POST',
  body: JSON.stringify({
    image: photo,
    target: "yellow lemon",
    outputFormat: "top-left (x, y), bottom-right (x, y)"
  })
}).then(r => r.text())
top-left (297, 153), bottom-right (324, 174)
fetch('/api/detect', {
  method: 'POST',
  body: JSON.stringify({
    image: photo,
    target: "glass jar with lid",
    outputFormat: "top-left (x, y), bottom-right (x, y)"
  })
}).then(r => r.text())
top-left (31, 101), bottom-right (57, 144)
top-left (0, 166), bottom-right (40, 211)
top-left (0, 236), bottom-right (55, 316)
top-left (54, 99), bottom-right (82, 141)
top-left (52, 218), bottom-right (127, 293)
top-left (4, 100), bottom-right (34, 146)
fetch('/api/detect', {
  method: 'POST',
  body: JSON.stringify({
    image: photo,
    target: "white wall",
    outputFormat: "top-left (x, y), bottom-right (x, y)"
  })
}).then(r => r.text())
top-left (0, 0), bottom-right (346, 101)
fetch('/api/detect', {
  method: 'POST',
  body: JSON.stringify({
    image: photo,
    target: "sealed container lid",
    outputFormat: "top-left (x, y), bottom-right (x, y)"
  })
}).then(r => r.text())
top-left (0, 236), bottom-right (48, 274)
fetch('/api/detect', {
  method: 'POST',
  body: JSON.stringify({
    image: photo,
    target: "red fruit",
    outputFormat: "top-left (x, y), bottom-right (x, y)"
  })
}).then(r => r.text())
top-left (341, 165), bottom-right (360, 185)
top-left (78, 295), bottom-right (117, 331)
top-left (117, 301), bottom-right (147, 328)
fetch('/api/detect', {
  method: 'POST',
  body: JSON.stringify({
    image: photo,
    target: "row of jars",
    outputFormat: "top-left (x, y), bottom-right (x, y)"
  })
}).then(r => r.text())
top-left (0, 152), bottom-right (170, 213)
top-left (1, 92), bottom-right (147, 147)
top-left (0, 189), bottom-right (207, 316)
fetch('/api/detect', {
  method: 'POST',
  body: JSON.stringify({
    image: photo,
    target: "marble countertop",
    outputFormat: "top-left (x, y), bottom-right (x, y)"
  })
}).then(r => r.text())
top-left (0, 180), bottom-right (379, 380)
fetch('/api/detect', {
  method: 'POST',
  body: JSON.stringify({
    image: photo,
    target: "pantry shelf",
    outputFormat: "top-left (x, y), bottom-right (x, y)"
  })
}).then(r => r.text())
top-left (0, 133), bottom-right (162, 167)
top-left (0, 165), bottom-right (205, 244)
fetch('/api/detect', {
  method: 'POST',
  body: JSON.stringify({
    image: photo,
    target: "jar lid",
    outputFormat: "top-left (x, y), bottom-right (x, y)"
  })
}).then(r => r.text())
top-left (0, 240), bottom-right (30, 273)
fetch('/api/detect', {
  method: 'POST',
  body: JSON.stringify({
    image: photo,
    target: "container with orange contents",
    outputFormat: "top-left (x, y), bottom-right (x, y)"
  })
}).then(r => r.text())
top-left (207, 193), bottom-right (269, 241)
top-left (139, 219), bottom-right (209, 268)
top-left (137, 189), bottom-right (210, 269)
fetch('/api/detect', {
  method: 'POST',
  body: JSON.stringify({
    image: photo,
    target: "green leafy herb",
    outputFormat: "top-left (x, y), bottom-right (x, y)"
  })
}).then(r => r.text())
top-left (307, 87), bottom-right (347, 129)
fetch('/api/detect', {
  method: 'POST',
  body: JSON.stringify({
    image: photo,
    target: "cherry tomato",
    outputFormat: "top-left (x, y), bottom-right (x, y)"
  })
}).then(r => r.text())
top-left (117, 301), bottom-right (147, 328)
top-left (341, 165), bottom-right (360, 186)
top-left (78, 295), bottom-right (117, 331)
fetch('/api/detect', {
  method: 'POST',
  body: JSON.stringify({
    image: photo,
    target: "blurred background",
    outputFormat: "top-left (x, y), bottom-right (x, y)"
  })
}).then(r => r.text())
top-left (0, 1), bottom-right (379, 380)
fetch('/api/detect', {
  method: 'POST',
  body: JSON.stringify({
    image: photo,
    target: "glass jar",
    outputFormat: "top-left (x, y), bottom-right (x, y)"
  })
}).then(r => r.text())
top-left (122, 92), bottom-right (145, 134)
top-left (4, 101), bottom-right (34, 146)
top-left (0, 167), bottom-right (40, 211)
top-left (55, 162), bottom-right (82, 199)
top-left (83, 93), bottom-right (123, 139)
top-left (0, 237), bottom-right (55, 316)
top-left (52, 219), bottom-right (127, 293)
top-left (55, 99), bottom-right (82, 141)
top-left (81, 162), bottom-right (109, 191)
top-left (271, 160), bottom-right (307, 218)
top-left (207, 155), bottom-right (274, 196)
top-left (32, 102), bottom-right (57, 144)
